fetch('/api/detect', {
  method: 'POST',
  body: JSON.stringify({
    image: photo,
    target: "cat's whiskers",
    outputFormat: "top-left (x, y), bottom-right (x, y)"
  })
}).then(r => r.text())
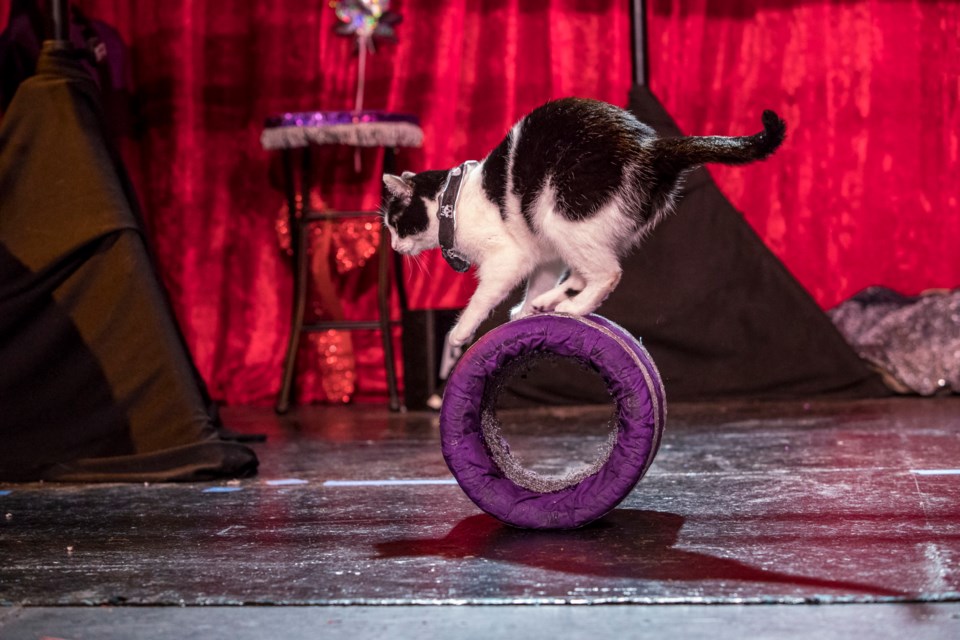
top-left (407, 252), bottom-right (431, 278)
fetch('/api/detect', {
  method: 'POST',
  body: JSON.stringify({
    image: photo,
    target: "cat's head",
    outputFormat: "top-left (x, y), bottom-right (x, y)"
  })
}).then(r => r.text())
top-left (381, 170), bottom-right (445, 255)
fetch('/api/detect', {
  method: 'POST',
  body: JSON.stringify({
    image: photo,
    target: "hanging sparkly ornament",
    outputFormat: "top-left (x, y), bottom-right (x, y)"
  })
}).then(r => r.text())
top-left (330, 0), bottom-right (402, 113)
top-left (332, 0), bottom-right (401, 43)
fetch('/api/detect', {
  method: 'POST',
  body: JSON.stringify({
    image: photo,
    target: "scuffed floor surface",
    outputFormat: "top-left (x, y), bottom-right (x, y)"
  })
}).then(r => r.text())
top-left (2, 397), bottom-right (959, 638)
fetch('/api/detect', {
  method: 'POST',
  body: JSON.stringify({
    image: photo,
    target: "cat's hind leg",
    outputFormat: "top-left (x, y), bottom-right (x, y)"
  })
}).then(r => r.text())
top-left (545, 224), bottom-right (622, 317)
top-left (528, 271), bottom-right (586, 314)
top-left (510, 260), bottom-right (566, 319)
top-left (537, 199), bottom-right (625, 316)
top-left (553, 258), bottom-right (621, 316)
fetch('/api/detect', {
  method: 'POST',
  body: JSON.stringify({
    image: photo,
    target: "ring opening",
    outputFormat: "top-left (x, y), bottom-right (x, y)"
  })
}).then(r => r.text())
top-left (480, 351), bottom-right (619, 493)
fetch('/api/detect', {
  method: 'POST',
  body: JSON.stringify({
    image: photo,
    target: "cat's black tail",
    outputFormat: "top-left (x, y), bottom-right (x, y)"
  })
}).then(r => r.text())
top-left (652, 110), bottom-right (786, 173)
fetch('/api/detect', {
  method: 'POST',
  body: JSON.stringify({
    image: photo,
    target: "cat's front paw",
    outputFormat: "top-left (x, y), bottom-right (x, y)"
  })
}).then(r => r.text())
top-left (448, 325), bottom-right (475, 348)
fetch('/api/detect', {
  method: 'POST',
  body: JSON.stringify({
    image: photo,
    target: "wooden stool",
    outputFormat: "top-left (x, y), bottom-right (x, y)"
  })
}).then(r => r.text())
top-left (261, 111), bottom-right (423, 413)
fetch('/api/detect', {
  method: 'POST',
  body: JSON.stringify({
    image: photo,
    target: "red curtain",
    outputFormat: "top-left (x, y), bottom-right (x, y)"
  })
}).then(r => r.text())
top-left (647, 0), bottom-right (960, 309)
top-left (4, 1), bottom-right (957, 406)
top-left (0, 0), bottom-right (632, 405)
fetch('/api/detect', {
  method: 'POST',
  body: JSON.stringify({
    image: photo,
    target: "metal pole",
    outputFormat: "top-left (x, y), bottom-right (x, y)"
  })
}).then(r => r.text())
top-left (50, 0), bottom-right (70, 42)
top-left (630, 0), bottom-right (648, 86)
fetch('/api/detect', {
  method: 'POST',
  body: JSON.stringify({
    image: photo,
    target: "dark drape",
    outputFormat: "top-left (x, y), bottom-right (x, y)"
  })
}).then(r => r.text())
top-left (0, 46), bottom-right (258, 481)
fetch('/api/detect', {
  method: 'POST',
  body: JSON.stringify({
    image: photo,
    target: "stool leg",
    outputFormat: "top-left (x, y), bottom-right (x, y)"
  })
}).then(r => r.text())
top-left (277, 222), bottom-right (310, 413)
top-left (276, 150), bottom-right (307, 414)
top-left (378, 224), bottom-right (402, 411)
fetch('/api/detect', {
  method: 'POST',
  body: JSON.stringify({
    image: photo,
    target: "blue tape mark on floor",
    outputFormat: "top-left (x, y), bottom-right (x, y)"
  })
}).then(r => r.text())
top-left (0, 490), bottom-right (11, 496)
top-left (323, 479), bottom-right (459, 487)
top-left (265, 479), bottom-right (309, 486)
top-left (203, 487), bottom-right (244, 493)
top-left (910, 469), bottom-right (960, 476)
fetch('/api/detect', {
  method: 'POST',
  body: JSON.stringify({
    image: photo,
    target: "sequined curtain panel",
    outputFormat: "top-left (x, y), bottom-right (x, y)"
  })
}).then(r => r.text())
top-left (647, 0), bottom-right (960, 309)
top-left (0, 1), bottom-right (631, 405)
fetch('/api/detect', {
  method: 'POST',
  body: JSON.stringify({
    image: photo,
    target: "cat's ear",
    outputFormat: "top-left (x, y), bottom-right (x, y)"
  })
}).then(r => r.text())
top-left (401, 171), bottom-right (416, 180)
top-left (383, 174), bottom-right (413, 198)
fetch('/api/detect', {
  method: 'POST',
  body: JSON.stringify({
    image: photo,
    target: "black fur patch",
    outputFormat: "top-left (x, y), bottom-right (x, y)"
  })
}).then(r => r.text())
top-left (385, 170), bottom-right (446, 238)
top-left (509, 98), bottom-right (653, 224)
top-left (651, 110), bottom-right (787, 176)
top-left (645, 110), bottom-right (787, 223)
top-left (481, 131), bottom-right (511, 220)
top-left (758, 110), bottom-right (787, 157)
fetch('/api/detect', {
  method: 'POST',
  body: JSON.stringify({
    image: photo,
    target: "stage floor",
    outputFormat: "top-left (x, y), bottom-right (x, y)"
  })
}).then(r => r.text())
top-left (2, 397), bottom-right (959, 638)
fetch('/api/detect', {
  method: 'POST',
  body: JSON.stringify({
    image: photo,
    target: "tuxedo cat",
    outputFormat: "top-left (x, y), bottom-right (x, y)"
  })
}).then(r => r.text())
top-left (382, 98), bottom-right (785, 347)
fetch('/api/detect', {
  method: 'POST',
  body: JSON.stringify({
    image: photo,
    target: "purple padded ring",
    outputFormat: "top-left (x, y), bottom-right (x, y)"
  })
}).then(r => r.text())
top-left (440, 313), bottom-right (666, 529)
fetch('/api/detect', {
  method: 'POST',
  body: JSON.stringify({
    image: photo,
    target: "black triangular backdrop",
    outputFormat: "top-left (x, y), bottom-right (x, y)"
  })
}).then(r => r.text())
top-left (484, 85), bottom-right (889, 406)
top-left (0, 46), bottom-right (258, 481)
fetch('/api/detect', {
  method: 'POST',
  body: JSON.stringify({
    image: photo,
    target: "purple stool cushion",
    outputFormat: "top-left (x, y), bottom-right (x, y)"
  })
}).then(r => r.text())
top-left (260, 111), bottom-right (423, 150)
top-left (440, 314), bottom-right (666, 529)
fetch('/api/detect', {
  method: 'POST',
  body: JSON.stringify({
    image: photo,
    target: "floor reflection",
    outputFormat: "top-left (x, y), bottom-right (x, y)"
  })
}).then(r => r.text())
top-left (376, 509), bottom-right (905, 598)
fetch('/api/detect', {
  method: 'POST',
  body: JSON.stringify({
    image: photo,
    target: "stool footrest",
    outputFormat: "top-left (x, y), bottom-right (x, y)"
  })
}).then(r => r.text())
top-left (302, 210), bottom-right (379, 222)
top-left (303, 320), bottom-right (400, 332)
